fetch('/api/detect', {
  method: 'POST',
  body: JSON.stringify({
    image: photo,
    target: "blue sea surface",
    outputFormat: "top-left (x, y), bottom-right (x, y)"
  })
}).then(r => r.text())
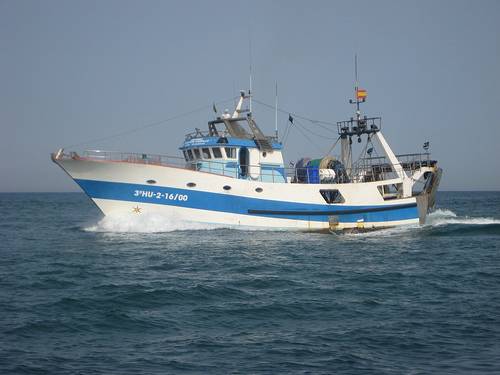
top-left (1, 191), bottom-right (500, 374)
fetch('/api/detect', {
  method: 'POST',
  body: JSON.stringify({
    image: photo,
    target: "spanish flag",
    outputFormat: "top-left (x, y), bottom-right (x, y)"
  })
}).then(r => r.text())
top-left (356, 88), bottom-right (367, 100)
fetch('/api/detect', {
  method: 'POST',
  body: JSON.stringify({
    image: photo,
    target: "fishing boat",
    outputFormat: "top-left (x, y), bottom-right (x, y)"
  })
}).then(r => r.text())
top-left (52, 83), bottom-right (442, 232)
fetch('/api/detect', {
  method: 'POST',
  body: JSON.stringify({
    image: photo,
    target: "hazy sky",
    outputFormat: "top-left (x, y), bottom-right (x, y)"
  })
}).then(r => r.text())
top-left (1, 0), bottom-right (499, 192)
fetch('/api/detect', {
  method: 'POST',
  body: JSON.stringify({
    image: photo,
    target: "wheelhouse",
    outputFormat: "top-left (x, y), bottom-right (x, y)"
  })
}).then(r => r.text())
top-left (179, 91), bottom-right (286, 183)
top-left (180, 136), bottom-right (286, 183)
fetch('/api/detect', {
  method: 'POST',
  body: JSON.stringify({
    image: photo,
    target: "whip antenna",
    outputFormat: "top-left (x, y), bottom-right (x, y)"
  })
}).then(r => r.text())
top-left (275, 81), bottom-right (278, 140)
top-left (249, 38), bottom-right (253, 115)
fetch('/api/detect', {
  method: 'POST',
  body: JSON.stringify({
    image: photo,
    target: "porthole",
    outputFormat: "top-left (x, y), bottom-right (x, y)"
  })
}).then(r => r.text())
top-left (223, 185), bottom-right (231, 191)
top-left (186, 182), bottom-right (196, 188)
top-left (262, 151), bottom-right (267, 157)
top-left (146, 179), bottom-right (156, 184)
top-left (255, 187), bottom-right (263, 193)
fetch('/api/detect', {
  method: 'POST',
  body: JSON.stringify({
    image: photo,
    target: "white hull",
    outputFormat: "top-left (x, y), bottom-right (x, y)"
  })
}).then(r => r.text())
top-left (93, 198), bottom-right (419, 231)
top-left (54, 157), bottom-right (428, 232)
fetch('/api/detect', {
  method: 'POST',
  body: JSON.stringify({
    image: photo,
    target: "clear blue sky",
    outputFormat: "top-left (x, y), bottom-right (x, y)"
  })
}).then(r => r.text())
top-left (1, 0), bottom-right (499, 192)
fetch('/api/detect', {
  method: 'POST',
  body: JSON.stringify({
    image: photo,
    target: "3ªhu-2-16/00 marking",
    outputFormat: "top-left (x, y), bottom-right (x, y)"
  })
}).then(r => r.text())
top-left (133, 190), bottom-right (188, 201)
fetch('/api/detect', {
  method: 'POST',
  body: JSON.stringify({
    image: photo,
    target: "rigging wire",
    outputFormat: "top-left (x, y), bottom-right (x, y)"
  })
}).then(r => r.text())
top-left (323, 136), bottom-right (341, 157)
top-left (252, 98), bottom-right (337, 130)
top-left (281, 120), bottom-right (293, 146)
top-left (280, 115), bottom-right (338, 154)
top-left (252, 98), bottom-right (339, 152)
top-left (292, 118), bottom-right (339, 140)
top-left (351, 134), bottom-right (379, 171)
top-left (353, 134), bottom-right (372, 166)
top-left (287, 119), bottom-right (323, 150)
top-left (63, 97), bottom-right (236, 149)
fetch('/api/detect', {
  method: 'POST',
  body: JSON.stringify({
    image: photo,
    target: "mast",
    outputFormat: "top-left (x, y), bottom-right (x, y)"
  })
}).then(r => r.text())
top-left (336, 56), bottom-right (412, 195)
top-left (249, 39), bottom-right (253, 115)
top-left (354, 54), bottom-right (361, 121)
top-left (340, 55), bottom-right (361, 173)
top-left (275, 81), bottom-right (278, 140)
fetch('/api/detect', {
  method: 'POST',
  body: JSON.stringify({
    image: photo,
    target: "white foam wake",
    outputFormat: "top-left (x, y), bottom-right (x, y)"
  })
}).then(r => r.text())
top-left (82, 209), bottom-right (499, 234)
top-left (83, 213), bottom-right (228, 233)
top-left (82, 213), bottom-right (287, 233)
top-left (425, 209), bottom-right (500, 226)
top-left (337, 208), bottom-right (499, 239)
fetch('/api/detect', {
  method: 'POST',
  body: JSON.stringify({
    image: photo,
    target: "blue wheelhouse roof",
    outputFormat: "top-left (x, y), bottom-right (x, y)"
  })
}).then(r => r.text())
top-left (180, 136), bottom-right (283, 151)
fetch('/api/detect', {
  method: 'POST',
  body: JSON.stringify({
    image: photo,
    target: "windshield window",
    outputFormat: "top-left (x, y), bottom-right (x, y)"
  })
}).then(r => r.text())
top-left (212, 147), bottom-right (222, 158)
top-left (225, 147), bottom-right (236, 159)
top-left (202, 148), bottom-right (211, 159)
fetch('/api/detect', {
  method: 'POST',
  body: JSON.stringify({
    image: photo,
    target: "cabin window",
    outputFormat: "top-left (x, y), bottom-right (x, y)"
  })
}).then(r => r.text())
top-left (223, 185), bottom-right (231, 191)
top-left (193, 149), bottom-right (201, 159)
top-left (320, 189), bottom-right (344, 204)
top-left (186, 182), bottom-right (196, 187)
top-left (225, 147), bottom-right (236, 159)
top-left (212, 147), bottom-right (223, 158)
top-left (202, 148), bottom-right (211, 159)
top-left (187, 149), bottom-right (194, 160)
top-left (255, 187), bottom-right (263, 193)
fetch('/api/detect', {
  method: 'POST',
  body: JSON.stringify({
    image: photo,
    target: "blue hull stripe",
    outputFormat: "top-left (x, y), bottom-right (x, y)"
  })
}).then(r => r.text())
top-left (248, 203), bottom-right (417, 216)
top-left (74, 179), bottom-right (418, 223)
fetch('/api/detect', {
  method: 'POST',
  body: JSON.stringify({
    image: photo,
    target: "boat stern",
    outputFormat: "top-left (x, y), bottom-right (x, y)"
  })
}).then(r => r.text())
top-left (415, 166), bottom-right (443, 224)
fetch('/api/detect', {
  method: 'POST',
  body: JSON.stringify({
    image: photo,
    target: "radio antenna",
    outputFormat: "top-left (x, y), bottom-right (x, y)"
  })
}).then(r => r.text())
top-left (249, 38), bottom-right (253, 115)
top-left (355, 54), bottom-right (360, 117)
top-left (275, 81), bottom-right (278, 140)
top-left (355, 53), bottom-right (358, 88)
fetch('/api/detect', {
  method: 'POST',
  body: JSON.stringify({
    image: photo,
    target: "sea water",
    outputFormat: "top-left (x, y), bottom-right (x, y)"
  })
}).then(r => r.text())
top-left (1, 191), bottom-right (499, 374)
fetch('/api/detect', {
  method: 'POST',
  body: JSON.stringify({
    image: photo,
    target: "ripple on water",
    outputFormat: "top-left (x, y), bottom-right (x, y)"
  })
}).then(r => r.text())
top-left (1, 192), bottom-right (500, 374)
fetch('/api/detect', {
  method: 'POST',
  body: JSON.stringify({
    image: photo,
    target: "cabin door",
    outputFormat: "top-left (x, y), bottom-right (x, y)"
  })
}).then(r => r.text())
top-left (239, 147), bottom-right (249, 178)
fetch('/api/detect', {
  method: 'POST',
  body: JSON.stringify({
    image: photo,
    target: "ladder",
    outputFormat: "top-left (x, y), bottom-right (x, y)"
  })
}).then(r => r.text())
top-left (247, 117), bottom-right (274, 151)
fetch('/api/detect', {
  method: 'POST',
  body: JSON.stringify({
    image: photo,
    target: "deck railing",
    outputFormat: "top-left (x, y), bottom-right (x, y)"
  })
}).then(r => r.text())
top-left (184, 130), bottom-right (279, 143)
top-left (184, 129), bottom-right (231, 140)
top-left (351, 153), bottom-right (434, 182)
top-left (67, 150), bottom-right (434, 185)
top-left (80, 150), bottom-right (185, 167)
